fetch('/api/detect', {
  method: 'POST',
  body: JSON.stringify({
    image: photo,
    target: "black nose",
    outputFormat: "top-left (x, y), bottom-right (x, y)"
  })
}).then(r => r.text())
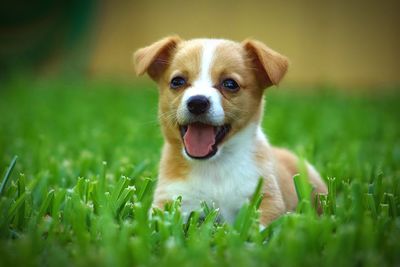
top-left (187, 95), bottom-right (210, 115)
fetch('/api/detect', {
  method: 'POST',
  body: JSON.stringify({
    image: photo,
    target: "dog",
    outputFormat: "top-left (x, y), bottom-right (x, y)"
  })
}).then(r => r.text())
top-left (134, 36), bottom-right (327, 225)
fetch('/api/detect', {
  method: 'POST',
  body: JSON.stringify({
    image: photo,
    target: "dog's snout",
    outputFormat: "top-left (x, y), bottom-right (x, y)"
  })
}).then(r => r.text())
top-left (187, 95), bottom-right (210, 115)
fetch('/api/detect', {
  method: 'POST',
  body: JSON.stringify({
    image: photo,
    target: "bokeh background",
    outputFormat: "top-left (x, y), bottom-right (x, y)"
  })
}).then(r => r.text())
top-left (1, 0), bottom-right (399, 89)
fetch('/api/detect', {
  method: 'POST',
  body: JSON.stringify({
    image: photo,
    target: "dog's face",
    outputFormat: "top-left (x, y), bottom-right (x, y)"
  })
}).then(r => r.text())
top-left (134, 36), bottom-right (288, 160)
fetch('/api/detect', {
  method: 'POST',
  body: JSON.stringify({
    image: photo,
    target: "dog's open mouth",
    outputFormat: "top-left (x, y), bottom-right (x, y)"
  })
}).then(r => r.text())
top-left (179, 123), bottom-right (231, 159)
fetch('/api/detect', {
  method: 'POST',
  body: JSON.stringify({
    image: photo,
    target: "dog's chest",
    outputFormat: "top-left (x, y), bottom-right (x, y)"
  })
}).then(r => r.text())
top-left (165, 152), bottom-right (261, 223)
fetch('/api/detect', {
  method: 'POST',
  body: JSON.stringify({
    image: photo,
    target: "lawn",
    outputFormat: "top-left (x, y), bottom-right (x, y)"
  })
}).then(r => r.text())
top-left (0, 78), bottom-right (399, 267)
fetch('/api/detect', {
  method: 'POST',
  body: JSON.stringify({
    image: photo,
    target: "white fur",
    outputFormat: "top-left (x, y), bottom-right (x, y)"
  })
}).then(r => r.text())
top-left (159, 123), bottom-right (267, 223)
top-left (177, 40), bottom-right (225, 126)
top-left (197, 39), bottom-right (221, 86)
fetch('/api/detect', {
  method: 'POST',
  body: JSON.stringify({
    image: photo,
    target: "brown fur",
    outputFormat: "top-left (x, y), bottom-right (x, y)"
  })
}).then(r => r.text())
top-left (242, 39), bottom-right (289, 87)
top-left (134, 36), bottom-right (182, 81)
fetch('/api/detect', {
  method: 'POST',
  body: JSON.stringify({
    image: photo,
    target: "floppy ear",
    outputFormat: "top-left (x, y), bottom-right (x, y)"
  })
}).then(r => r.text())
top-left (133, 35), bottom-right (182, 81)
top-left (242, 39), bottom-right (289, 88)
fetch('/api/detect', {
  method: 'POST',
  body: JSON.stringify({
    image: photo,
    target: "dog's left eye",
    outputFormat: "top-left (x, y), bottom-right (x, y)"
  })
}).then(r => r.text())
top-left (170, 76), bottom-right (186, 89)
top-left (221, 79), bottom-right (239, 91)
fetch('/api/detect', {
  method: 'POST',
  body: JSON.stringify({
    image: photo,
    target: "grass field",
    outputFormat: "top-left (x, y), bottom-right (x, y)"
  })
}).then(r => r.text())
top-left (0, 78), bottom-right (399, 267)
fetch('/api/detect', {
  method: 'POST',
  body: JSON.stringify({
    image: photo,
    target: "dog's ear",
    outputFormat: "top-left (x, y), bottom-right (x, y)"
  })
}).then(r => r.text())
top-left (242, 39), bottom-right (289, 88)
top-left (134, 35), bottom-right (182, 81)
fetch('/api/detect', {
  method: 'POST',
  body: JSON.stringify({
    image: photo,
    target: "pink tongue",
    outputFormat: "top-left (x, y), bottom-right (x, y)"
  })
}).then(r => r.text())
top-left (183, 123), bottom-right (215, 157)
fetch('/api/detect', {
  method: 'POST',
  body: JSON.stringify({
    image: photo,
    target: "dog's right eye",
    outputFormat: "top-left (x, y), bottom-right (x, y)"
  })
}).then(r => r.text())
top-left (170, 77), bottom-right (186, 89)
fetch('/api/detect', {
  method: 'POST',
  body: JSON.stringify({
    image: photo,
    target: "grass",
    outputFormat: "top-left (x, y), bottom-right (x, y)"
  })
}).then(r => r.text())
top-left (0, 78), bottom-right (399, 267)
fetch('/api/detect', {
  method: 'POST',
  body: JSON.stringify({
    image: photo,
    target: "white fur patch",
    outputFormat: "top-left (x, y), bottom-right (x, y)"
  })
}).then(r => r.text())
top-left (177, 40), bottom-right (225, 126)
top-left (197, 39), bottom-right (221, 86)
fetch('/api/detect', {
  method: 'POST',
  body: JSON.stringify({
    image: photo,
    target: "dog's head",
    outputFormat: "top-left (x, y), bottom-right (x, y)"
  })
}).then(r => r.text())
top-left (134, 36), bottom-right (288, 160)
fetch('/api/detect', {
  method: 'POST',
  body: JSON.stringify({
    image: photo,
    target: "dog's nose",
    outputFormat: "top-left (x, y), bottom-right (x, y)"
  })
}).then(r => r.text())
top-left (187, 95), bottom-right (210, 115)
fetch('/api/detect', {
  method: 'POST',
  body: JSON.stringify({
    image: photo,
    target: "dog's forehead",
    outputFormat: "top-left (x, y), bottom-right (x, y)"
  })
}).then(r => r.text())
top-left (170, 39), bottom-right (246, 80)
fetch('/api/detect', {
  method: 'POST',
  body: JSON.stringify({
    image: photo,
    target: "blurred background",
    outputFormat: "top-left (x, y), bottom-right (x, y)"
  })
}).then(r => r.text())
top-left (1, 0), bottom-right (399, 89)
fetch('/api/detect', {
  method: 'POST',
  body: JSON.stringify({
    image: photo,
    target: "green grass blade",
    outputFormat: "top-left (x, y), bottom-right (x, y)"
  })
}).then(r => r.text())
top-left (7, 192), bottom-right (27, 220)
top-left (0, 156), bottom-right (18, 196)
top-left (16, 173), bottom-right (26, 229)
top-left (37, 189), bottom-right (55, 219)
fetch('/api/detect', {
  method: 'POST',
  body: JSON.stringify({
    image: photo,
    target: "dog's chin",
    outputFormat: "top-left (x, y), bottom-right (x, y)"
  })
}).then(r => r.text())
top-left (179, 123), bottom-right (231, 160)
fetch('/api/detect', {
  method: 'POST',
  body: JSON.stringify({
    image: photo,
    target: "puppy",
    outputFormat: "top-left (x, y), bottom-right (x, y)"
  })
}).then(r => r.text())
top-left (134, 36), bottom-right (327, 225)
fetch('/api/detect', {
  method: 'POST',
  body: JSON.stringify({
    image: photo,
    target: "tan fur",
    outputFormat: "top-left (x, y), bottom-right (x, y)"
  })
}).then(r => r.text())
top-left (133, 36), bottom-right (182, 80)
top-left (242, 39), bottom-right (289, 88)
top-left (272, 147), bottom-right (328, 213)
top-left (134, 36), bottom-right (327, 225)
